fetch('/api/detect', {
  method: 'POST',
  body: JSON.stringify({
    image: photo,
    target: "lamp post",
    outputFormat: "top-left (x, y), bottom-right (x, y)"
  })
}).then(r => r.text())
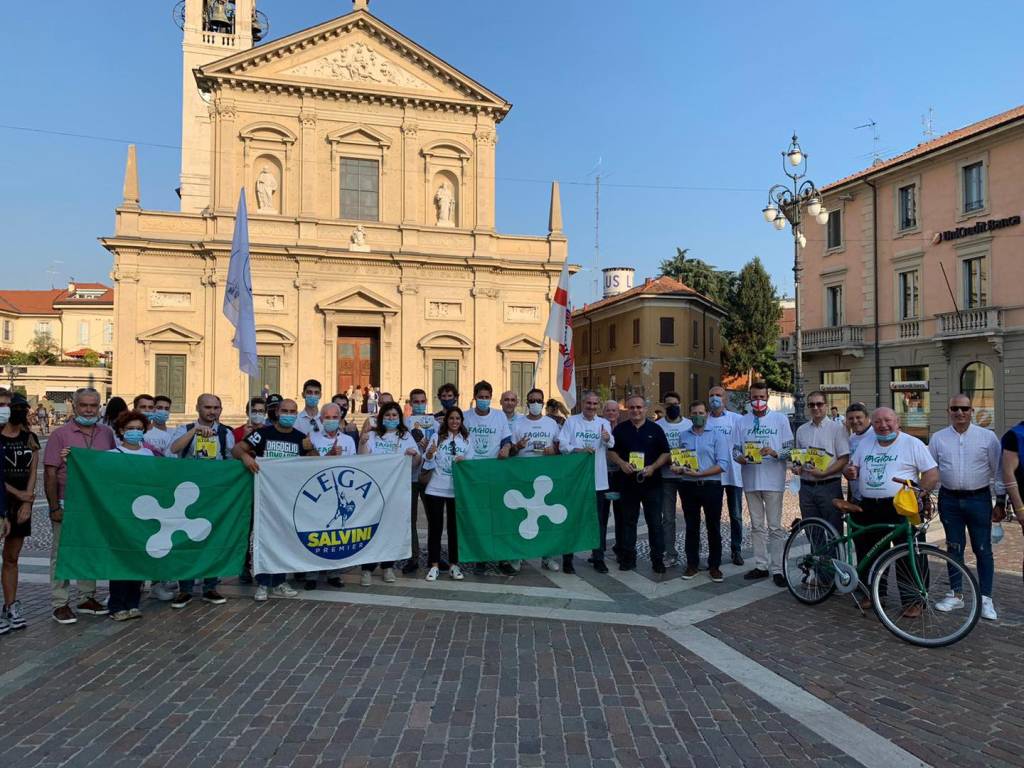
top-left (762, 133), bottom-right (827, 426)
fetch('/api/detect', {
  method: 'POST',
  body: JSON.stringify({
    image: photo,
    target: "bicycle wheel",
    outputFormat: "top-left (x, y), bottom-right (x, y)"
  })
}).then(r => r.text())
top-left (871, 544), bottom-right (981, 647)
top-left (782, 519), bottom-right (841, 605)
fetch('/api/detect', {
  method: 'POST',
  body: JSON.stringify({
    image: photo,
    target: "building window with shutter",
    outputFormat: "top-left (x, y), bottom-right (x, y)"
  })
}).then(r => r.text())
top-left (963, 256), bottom-right (987, 308)
top-left (826, 209), bottom-right (843, 250)
top-left (632, 318), bottom-right (640, 345)
top-left (658, 371), bottom-right (674, 402)
top-left (2, 320), bottom-right (11, 343)
top-left (826, 285), bottom-right (844, 327)
top-left (103, 321), bottom-right (114, 345)
top-left (898, 184), bottom-right (917, 231)
top-left (898, 270), bottom-right (919, 320)
top-left (78, 321), bottom-right (90, 345)
top-left (659, 317), bottom-right (674, 344)
top-left (608, 323), bottom-right (616, 351)
top-left (692, 320), bottom-right (700, 348)
top-left (962, 162), bottom-right (984, 213)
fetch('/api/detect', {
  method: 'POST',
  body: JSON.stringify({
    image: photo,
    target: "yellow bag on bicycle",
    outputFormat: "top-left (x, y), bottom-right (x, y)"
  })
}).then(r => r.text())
top-left (893, 483), bottom-right (921, 525)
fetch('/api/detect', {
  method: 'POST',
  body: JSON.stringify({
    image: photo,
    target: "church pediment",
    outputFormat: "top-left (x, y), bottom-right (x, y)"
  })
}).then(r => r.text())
top-left (136, 322), bottom-right (203, 345)
top-left (497, 334), bottom-right (543, 353)
top-left (317, 286), bottom-right (398, 315)
top-left (196, 10), bottom-right (510, 117)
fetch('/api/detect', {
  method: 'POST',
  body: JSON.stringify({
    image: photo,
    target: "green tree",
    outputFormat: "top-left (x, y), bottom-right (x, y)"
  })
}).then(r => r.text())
top-left (27, 332), bottom-right (60, 365)
top-left (659, 248), bottom-right (734, 305)
top-left (722, 257), bottom-right (788, 391)
top-left (82, 350), bottom-right (101, 367)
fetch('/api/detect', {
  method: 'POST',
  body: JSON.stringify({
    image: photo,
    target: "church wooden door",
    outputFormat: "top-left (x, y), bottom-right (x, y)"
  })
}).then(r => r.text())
top-left (337, 332), bottom-right (378, 395)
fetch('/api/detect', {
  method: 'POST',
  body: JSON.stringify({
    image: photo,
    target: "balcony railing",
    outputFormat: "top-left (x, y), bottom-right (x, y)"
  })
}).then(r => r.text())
top-left (802, 325), bottom-right (865, 351)
top-left (935, 307), bottom-right (1002, 337)
top-left (898, 319), bottom-right (920, 340)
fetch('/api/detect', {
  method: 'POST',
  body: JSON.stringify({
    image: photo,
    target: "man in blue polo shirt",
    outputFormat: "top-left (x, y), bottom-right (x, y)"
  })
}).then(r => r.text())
top-left (609, 394), bottom-right (670, 573)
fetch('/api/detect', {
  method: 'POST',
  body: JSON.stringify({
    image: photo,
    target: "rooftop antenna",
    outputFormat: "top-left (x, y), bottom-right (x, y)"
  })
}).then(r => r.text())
top-left (855, 119), bottom-right (882, 164)
top-left (921, 107), bottom-right (936, 140)
top-left (46, 260), bottom-right (64, 289)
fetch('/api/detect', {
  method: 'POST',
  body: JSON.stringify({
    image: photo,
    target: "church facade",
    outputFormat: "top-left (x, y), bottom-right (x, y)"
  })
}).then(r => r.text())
top-left (102, 0), bottom-right (568, 416)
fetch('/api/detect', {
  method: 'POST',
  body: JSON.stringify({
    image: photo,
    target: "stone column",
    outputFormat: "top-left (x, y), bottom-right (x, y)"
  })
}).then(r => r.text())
top-left (214, 98), bottom-right (238, 213)
top-left (401, 119), bottom-right (419, 225)
top-left (473, 123), bottom-right (496, 231)
top-left (293, 274), bottom-right (318, 395)
top-left (397, 279), bottom-right (419, 395)
top-left (299, 107), bottom-right (318, 218)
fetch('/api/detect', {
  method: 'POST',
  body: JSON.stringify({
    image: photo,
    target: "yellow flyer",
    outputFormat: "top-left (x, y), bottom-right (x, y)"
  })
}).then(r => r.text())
top-left (628, 451), bottom-right (645, 471)
top-left (672, 448), bottom-right (698, 471)
top-left (743, 442), bottom-right (763, 464)
top-left (194, 434), bottom-right (218, 459)
top-left (790, 448), bottom-right (807, 466)
top-left (806, 448), bottom-right (831, 472)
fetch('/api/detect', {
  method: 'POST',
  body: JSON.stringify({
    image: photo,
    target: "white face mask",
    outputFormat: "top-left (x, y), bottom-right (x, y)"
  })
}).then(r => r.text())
top-left (528, 402), bottom-right (543, 416)
top-left (0, 406), bottom-right (9, 425)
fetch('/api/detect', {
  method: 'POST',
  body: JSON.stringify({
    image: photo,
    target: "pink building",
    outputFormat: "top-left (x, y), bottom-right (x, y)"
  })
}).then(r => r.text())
top-left (781, 104), bottom-right (1024, 438)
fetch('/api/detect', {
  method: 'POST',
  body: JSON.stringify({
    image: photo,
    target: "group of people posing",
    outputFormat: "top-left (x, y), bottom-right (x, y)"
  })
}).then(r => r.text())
top-left (0, 377), bottom-right (1016, 635)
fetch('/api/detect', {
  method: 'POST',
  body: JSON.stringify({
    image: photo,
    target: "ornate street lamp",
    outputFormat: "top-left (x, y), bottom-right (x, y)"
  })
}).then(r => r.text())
top-left (762, 133), bottom-right (826, 425)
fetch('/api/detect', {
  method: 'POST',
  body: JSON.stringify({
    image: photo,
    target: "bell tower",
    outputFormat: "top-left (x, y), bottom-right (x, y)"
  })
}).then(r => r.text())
top-left (176, 0), bottom-right (262, 213)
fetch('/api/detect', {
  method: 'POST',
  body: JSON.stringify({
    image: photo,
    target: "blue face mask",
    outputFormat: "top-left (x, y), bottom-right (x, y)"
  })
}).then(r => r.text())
top-left (75, 415), bottom-right (99, 427)
top-left (150, 410), bottom-right (170, 424)
top-left (323, 418), bottom-right (340, 432)
top-left (278, 414), bottom-right (297, 428)
top-left (709, 395), bottom-right (723, 410)
top-left (475, 399), bottom-right (491, 411)
top-left (123, 429), bottom-right (145, 445)
top-left (412, 403), bottom-right (427, 415)
top-left (440, 397), bottom-right (456, 410)
top-left (382, 417), bottom-right (400, 430)
top-left (305, 395), bottom-right (320, 407)
top-left (877, 431), bottom-right (898, 444)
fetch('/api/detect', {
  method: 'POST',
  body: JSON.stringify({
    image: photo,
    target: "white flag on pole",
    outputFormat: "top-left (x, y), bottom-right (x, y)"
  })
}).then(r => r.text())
top-left (544, 259), bottom-right (576, 410)
top-left (223, 188), bottom-right (258, 377)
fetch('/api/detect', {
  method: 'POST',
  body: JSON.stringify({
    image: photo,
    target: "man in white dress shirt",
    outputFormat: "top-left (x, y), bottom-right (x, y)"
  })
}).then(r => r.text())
top-left (927, 394), bottom-right (1001, 621)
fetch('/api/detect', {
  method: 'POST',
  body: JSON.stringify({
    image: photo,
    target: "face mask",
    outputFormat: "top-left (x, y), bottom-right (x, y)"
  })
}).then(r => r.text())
top-left (250, 412), bottom-right (267, 426)
top-left (0, 406), bottom-right (9, 425)
top-left (75, 415), bottom-right (99, 427)
top-left (150, 410), bottom-right (170, 424)
top-left (475, 399), bottom-right (491, 411)
top-left (440, 397), bottom-right (456, 410)
top-left (691, 414), bottom-right (707, 428)
top-left (323, 418), bottom-right (340, 432)
top-left (666, 405), bottom-right (681, 420)
top-left (382, 417), bottom-right (400, 430)
top-left (877, 431), bottom-right (897, 444)
top-left (123, 428), bottom-right (144, 445)
top-left (412, 403), bottom-right (427, 415)
top-left (528, 402), bottom-right (543, 416)
top-left (751, 398), bottom-right (768, 414)
top-left (709, 395), bottom-right (723, 410)
top-left (305, 395), bottom-right (320, 408)
top-left (336, 405), bottom-right (349, 419)
top-left (278, 414), bottom-right (297, 428)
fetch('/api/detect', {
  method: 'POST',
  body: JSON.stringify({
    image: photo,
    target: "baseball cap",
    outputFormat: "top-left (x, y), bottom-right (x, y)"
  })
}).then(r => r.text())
top-left (265, 394), bottom-right (283, 408)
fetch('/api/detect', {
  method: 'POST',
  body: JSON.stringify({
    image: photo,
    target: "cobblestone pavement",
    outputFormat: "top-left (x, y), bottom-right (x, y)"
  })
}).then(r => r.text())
top-left (3, 474), bottom-right (1020, 767)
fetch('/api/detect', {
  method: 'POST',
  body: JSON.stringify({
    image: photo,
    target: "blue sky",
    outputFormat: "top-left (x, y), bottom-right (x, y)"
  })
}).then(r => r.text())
top-left (2, 1), bottom-right (1021, 304)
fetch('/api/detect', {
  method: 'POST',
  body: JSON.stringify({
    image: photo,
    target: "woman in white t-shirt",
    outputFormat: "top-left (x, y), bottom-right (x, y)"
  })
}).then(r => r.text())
top-left (422, 407), bottom-right (470, 582)
top-left (358, 402), bottom-right (421, 586)
top-left (107, 409), bottom-right (154, 621)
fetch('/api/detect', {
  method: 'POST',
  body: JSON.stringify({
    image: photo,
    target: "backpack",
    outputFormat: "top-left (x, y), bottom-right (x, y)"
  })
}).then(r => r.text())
top-left (179, 422), bottom-right (230, 459)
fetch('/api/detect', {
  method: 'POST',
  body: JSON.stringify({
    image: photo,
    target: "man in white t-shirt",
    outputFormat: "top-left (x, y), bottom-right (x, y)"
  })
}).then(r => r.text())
top-left (511, 388), bottom-right (563, 572)
top-left (844, 402), bottom-right (873, 502)
top-left (501, 390), bottom-right (521, 431)
top-left (403, 387), bottom-right (438, 575)
top-left (847, 407), bottom-right (938, 613)
top-left (707, 385), bottom-right (744, 565)
top-left (559, 390), bottom-right (615, 574)
top-left (463, 380), bottom-right (512, 574)
top-left (136, 393), bottom-right (174, 458)
top-left (733, 382), bottom-right (793, 586)
top-left (655, 391), bottom-right (693, 567)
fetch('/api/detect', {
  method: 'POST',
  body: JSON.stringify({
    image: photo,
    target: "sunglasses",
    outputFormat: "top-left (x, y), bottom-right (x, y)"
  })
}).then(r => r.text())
top-left (808, 402), bottom-right (826, 408)
top-left (948, 406), bottom-right (972, 412)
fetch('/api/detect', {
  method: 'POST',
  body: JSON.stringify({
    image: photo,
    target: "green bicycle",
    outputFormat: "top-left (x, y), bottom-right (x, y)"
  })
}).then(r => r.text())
top-left (781, 480), bottom-right (981, 647)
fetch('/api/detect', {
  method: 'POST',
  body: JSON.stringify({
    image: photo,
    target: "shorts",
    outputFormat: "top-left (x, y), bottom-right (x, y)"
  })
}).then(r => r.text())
top-left (6, 514), bottom-right (31, 539)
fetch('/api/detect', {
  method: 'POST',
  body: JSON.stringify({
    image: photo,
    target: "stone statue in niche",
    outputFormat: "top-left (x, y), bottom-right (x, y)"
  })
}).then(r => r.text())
top-left (255, 167), bottom-right (278, 212)
top-left (349, 224), bottom-right (370, 252)
top-left (434, 182), bottom-right (456, 227)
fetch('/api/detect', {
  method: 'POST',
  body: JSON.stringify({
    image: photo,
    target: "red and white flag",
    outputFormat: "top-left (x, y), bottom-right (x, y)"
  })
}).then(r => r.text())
top-left (544, 260), bottom-right (577, 410)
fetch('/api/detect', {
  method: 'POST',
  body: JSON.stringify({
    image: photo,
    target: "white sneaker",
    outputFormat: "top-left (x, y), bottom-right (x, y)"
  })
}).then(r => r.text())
top-left (981, 596), bottom-right (997, 621)
top-left (254, 586), bottom-right (269, 602)
top-left (934, 592), bottom-right (964, 612)
top-left (272, 583), bottom-right (298, 598)
top-left (425, 566), bottom-right (439, 582)
top-left (542, 558), bottom-right (561, 572)
top-left (382, 568), bottom-right (396, 583)
top-left (450, 564), bottom-right (464, 580)
top-left (360, 571), bottom-right (372, 587)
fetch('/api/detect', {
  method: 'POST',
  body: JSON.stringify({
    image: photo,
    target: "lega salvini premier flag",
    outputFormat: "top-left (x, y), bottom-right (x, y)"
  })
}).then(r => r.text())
top-left (55, 450), bottom-right (252, 580)
top-left (453, 452), bottom-right (598, 562)
top-left (253, 454), bottom-right (411, 574)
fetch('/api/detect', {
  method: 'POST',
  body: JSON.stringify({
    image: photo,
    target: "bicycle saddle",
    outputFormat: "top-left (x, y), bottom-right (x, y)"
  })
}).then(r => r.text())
top-left (833, 499), bottom-right (862, 515)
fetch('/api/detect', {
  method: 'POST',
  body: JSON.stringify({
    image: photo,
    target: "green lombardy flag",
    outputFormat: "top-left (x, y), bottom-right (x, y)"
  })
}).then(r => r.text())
top-left (453, 452), bottom-right (598, 562)
top-left (55, 450), bottom-right (252, 580)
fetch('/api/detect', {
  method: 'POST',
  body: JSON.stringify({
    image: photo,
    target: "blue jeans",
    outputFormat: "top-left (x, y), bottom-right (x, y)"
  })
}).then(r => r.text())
top-left (256, 573), bottom-right (286, 587)
top-left (725, 485), bottom-right (744, 554)
top-left (938, 491), bottom-right (994, 597)
top-left (178, 578), bottom-right (219, 595)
